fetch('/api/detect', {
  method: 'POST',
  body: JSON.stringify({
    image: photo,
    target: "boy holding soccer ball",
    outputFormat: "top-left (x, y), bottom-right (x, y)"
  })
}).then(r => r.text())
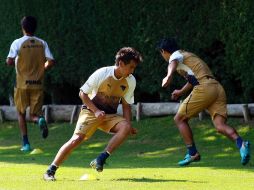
top-left (157, 38), bottom-right (250, 166)
top-left (43, 47), bottom-right (142, 181)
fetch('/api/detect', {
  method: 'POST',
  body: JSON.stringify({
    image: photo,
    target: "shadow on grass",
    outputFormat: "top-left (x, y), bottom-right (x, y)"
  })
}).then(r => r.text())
top-left (113, 177), bottom-right (207, 184)
top-left (0, 117), bottom-right (254, 172)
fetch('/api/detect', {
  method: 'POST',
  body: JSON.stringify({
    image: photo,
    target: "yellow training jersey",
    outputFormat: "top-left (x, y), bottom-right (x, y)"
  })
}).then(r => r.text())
top-left (7, 35), bottom-right (54, 89)
top-left (80, 66), bottom-right (136, 114)
top-left (169, 50), bottom-right (216, 86)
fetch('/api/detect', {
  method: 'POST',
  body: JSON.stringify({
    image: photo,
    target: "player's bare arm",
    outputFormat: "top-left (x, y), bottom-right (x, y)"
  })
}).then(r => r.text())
top-left (122, 99), bottom-right (137, 134)
top-left (6, 57), bottom-right (15, 66)
top-left (79, 91), bottom-right (105, 120)
top-left (162, 60), bottom-right (178, 88)
top-left (171, 82), bottom-right (193, 100)
top-left (122, 99), bottom-right (132, 122)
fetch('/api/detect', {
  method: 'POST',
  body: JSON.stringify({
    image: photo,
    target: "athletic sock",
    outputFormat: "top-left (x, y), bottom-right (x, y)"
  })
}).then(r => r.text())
top-left (47, 164), bottom-right (58, 175)
top-left (187, 144), bottom-right (197, 156)
top-left (98, 151), bottom-right (110, 162)
top-left (236, 137), bottom-right (243, 149)
top-left (22, 135), bottom-right (29, 145)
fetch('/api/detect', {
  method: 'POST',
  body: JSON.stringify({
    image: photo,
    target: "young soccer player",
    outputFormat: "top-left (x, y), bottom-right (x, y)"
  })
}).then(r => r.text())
top-left (43, 47), bottom-right (142, 181)
top-left (6, 16), bottom-right (55, 151)
top-left (157, 38), bottom-right (250, 166)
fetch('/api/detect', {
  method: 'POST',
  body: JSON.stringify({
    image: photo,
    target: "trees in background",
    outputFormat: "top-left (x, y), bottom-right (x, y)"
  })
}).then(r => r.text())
top-left (1, 0), bottom-right (253, 104)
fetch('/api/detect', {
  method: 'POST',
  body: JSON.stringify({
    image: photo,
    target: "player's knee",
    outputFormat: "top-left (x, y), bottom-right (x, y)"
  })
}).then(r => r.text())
top-left (113, 121), bottom-right (131, 136)
top-left (69, 134), bottom-right (84, 146)
top-left (122, 122), bottom-right (132, 134)
top-left (174, 114), bottom-right (182, 125)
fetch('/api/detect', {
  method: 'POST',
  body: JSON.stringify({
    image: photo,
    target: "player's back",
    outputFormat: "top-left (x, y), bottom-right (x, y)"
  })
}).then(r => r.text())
top-left (16, 36), bottom-right (46, 89)
top-left (180, 50), bottom-right (214, 81)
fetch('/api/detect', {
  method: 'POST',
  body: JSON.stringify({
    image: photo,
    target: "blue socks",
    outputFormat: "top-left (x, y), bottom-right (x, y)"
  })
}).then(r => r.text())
top-left (236, 137), bottom-right (243, 149)
top-left (22, 135), bottom-right (29, 145)
top-left (186, 137), bottom-right (243, 156)
top-left (187, 144), bottom-right (197, 156)
top-left (98, 151), bottom-right (110, 161)
top-left (47, 164), bottom-right (58, 175)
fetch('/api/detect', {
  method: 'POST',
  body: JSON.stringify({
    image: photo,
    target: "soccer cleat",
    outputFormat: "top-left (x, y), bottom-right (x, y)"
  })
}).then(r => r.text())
top-left (20, 144), bottom-right (31, 152)
top-left (90, 158), bottom-right (105, 172)
top-left (240, 141), bottom-right (250, 165)
top-left (178, 153), bottom-right (201, 166)
top-left (38, 117), bottom-right (48, 139)
top-left (43, 173), bottom-right (56, 181)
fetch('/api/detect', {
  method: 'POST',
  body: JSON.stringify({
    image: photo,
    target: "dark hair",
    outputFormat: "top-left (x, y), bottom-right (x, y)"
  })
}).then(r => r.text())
top-left (21, 16), bottom-right (37, 34)
top-left (115, 47), bottom-right (143, 65)
top-left (156, 38), bottom-right (179, 54)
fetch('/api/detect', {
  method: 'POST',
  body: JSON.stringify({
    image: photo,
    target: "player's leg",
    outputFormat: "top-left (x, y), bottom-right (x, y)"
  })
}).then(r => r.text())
top-left (17, 111), bottom-right (31, 151)
top-left (174, 113), bottom-right (201, 166)
top-left (105, 120), bottom-right (131, 152)
top-left (176, 85), bottom-right (217, 166)
top-left (212, 115), bottom-right (250, 165)
top-left (44, 133), bottom-right (85, 181)
top-left (14, 88), bottom-right (31, 151)
top-left (174, 114), bottom-right (193, 145)
top-left (90, 116), bottom-right (130, 172)
top-left (44, 108), bottom-right (99, 181)
top-left (209, 83), bottom-right (250, 165)
top-left (213, 114), bottom-right (238, 139)
top-left (29, 89), bottom-right (48, 138)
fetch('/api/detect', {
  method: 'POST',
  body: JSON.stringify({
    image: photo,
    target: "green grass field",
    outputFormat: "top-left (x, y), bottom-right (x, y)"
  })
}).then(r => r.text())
top-left (0, 116), bottom-right (254, 190)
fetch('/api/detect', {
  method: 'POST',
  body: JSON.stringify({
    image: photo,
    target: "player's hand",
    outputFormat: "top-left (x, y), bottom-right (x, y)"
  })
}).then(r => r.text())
top-left (171, 89), bottom-right (181, 100)
top-left (130, 127), bottom-right (138, 135)
top-left (162, 76), bottom-right (169, 88)
top-left (94, 110), bottom-right (105, 120)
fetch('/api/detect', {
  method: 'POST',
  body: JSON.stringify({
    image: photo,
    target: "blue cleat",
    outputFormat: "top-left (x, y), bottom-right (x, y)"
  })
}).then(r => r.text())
top-left (178, 153), bottom-right (201, 166)
top-left (38, 117), bottom-right (48, 139)
top-left (240, 141), bottom-right (250, 165)
top-left (20, 144), bottom-right (31, 152)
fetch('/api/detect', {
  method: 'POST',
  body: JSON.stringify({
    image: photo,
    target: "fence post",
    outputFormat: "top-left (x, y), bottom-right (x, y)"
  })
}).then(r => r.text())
top-left (70, 105), bottom-right (78, 124)
top-left (136, 102), bottom-right (142, 122)
top-left (43, 105), bottom-right (50, 123)
top-left (0, 109), bottom-right (4, 123)
top-left (199, 111), bottom-right (205, 121)
top-left (242, 104), bottom-right (250, 123)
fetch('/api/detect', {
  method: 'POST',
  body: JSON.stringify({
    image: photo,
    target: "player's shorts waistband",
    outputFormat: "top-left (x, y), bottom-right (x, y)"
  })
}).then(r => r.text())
top-left (203, 76), bottom-right (215, 80)
top-left (198, 76), bottom-right (217, 84)
top-left (82, 105), bottom-right (90, 110)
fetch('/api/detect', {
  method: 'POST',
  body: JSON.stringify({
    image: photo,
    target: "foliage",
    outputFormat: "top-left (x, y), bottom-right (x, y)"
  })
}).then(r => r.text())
top-left (0, 0), bottom-right (253, 104)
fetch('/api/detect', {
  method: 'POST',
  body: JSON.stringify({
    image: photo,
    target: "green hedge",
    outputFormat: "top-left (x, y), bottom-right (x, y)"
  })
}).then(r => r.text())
top-left (1, 0), bottom-right (253, 104)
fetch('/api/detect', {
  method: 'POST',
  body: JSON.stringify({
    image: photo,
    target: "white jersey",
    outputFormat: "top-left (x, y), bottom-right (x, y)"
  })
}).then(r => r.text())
top-left (7, 35), bottom-right (53, 60)
top-left (80, 66), bottom-right (136, 113)
top-left (7, 35), bottom-right (54, 89)
top-left (169, 50), bottom-right (215, 86)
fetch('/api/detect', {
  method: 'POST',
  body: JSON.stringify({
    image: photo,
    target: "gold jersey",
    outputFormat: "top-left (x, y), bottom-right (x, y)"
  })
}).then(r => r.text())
top-left (7, 35), bottom-right (54, 89)
top-left (169, 50), bottom-right (216, 85)
top-left (80, 66), bottom-right (136, 114)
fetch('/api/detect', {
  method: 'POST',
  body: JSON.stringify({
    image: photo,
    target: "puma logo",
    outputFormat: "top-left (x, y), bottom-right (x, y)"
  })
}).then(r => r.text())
top-left (120, 85), bottom-right (126, 91)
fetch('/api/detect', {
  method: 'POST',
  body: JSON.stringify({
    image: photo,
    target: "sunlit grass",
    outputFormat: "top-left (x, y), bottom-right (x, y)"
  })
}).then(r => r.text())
top-left (0, 116), bottom-right (254, 190)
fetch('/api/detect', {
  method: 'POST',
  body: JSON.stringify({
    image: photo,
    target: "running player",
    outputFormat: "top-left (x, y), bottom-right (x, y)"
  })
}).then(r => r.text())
top-left (43, 47), bottom-right (142, 181)
top-left (157, 38), bottom-right (250, 166)
top-left (6, 16), bottom-right (55, 151)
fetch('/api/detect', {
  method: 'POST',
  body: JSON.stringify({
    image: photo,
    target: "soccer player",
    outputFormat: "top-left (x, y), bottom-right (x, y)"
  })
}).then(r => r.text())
top-left (43, 47), bottom-right (142, 181)
top-left (157, 38), bottom-right (250, 166)
top-left (6, 16), bottom-right (55, 151)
